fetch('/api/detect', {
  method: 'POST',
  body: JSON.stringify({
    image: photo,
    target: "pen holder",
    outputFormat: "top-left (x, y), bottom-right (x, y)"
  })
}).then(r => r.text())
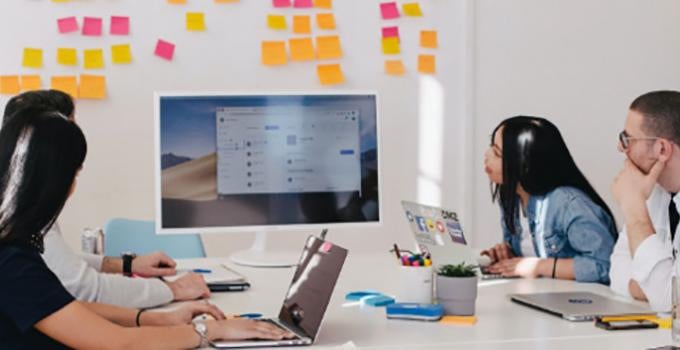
top-left (395, 265), bottom-right (433, 304)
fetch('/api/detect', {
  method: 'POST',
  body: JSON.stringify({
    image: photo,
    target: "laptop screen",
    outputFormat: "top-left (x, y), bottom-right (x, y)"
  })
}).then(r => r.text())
top-left (278, 236), bottom-right (348, 340)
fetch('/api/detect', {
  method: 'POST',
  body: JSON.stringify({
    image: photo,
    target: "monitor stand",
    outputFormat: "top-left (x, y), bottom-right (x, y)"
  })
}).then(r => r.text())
top-left (229, 231), bottom-right (299, 268)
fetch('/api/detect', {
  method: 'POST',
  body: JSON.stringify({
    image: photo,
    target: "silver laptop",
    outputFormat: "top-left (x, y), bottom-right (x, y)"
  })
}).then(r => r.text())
top-left (509, 292), bottom-right (654, 322)
top-left (212, 236), bottom-right (348, 348)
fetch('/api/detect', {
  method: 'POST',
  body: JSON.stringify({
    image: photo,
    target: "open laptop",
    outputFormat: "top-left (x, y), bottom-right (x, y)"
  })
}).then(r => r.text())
top-left (401, 201), bottom-right (505, 279)
top-left (212, 235), bottom-right (348, 348)
top-left (509, 292), bottom-right (654, 322)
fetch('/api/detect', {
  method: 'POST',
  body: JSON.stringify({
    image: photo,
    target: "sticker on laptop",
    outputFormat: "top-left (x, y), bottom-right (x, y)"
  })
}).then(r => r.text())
top-left (446, 220), bottom-right (467, 245)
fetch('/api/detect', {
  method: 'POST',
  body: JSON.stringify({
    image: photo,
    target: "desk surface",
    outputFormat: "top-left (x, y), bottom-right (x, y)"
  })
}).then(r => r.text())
top-left (178, 253), bottom-right (672, 350)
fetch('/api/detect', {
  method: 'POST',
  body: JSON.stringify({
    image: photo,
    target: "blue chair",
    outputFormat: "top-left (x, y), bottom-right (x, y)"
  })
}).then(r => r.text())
top-left (103, 218), bottom-right (205, 259)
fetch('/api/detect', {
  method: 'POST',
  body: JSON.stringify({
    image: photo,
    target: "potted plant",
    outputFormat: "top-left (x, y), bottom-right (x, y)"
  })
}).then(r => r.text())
top-left (436, 262), bottom-right (479, 316)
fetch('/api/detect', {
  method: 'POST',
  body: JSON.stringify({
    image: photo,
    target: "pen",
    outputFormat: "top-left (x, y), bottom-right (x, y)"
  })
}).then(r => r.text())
top-left (192, 268), bottom-right (212, 273)
top-left (320, 228), bottom-right (328, 240)
top-left (393, 243), bottom-right (401, 260)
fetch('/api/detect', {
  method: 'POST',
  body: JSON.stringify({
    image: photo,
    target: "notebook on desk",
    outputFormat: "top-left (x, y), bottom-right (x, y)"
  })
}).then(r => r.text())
top-left (168, 264), bottom-right (250, 291)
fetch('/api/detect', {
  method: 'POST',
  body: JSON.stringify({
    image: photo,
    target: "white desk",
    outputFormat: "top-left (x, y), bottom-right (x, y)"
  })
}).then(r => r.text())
top-left (178, 253), bottom-right (672, 350)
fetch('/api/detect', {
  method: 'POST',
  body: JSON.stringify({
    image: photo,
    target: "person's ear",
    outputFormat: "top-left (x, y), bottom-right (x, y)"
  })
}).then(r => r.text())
top-left (655, 139), bottom-right (673, 162)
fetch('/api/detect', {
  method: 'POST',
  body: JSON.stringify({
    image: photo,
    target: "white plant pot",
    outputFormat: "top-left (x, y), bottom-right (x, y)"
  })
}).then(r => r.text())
top-left (436, 275), bottom-right (479, 316)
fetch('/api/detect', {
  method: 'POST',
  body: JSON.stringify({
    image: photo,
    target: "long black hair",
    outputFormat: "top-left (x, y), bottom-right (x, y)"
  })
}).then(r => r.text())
top-left (0, 107), bottom-right (87, 252)
top-left (490, 116), bottom-right (616, 238)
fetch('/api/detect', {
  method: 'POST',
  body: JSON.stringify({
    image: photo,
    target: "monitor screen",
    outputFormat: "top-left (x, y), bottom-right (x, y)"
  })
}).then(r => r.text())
top-left (155, 92), bottom-right (380, 232)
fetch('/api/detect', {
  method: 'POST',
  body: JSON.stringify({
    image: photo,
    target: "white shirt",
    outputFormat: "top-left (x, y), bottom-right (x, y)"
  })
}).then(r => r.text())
top-left (610, 185), bottom-right (680, 312)
top-left (519, 214), bottom-right (537, 257)
top-left (41, 223), bottom-right (174, 308)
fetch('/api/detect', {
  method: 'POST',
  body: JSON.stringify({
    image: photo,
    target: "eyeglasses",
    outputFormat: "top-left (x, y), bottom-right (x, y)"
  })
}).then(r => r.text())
top-left (618, 130), bottom-right (660, 150)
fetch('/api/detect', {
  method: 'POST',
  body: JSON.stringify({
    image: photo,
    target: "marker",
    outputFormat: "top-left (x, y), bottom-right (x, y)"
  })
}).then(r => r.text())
top-left (238, 313), bottom-right (263, 319)
top-left (192, 268), bottom-right (212, 273)
top-left (393, 243), bottom-right (402, 260)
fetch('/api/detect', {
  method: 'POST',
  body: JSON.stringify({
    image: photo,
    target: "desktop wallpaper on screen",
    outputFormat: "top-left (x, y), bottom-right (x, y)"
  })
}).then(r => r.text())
top-left (159, 94), bottom-right (379, 229)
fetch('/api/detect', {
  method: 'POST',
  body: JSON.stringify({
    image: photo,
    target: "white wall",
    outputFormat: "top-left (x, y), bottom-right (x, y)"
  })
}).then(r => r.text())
top-left (471, 0), bottom-right (680, 249)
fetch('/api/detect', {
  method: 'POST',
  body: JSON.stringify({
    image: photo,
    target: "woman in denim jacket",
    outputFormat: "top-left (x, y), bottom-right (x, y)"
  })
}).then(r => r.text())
top-left (481, 116), bottom-right (617, 284)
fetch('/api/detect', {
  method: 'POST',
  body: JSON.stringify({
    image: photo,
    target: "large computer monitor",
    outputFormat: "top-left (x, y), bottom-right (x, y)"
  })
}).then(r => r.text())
top-left (154, 92), bottom-right (381, 266)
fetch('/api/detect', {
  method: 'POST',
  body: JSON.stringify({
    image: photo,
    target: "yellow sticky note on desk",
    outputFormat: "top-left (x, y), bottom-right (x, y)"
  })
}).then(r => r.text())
top-left (293, 15), bottom-right (311, 34)
top-left (316, 13), bottom-right (336, 30)
top-left (21, 75), bottom-right (42, 91)
top-left (420, 30), bottom-right (438, 49)
top-left (289, 38), bottom-right (314, 61)
top-left (381, 37), bottom-right (400, 55)
top-left (23, 48), bottom-right (43, 68)
top-left (418, 54), bottom-right (436, 74)
top-left (57, 48), bottom-right (78, 66)
top-left (0, 76), bottom-right (20, 95)
top-left (186, 12), bottom-right (206, 31)
top-left (268, 15), bottom-right (287, 30)
top-left (385, 60), bottom-right (405, 76)
top-left (79, 74), bottom-right (106, 99)
top-left (316, 63), bottom-right (344, 85)
top-left (316, 35), bottom-right (342, 60)
top-left (51, 76), bottom-right (78, 98)
top-left (403, 2), bottom-right (423, 17)
top-left (111, 44), bottom-right (133, 64)
top-left (440, 315), bottom-right (477, 325)
top-left (84, 49), bottom-right (105, 69)
top-left (261, 41), bottom-right (287, 66)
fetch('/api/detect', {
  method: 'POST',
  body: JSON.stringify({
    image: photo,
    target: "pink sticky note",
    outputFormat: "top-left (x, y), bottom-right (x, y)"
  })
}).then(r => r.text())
top-left (57, 17), bottom-right (78, 34)
top-left (321, 242), bottom-right (333, 253)
top-left (294, 0), bottom-right (313, 8)
top-left (382, 26), bottom-right (399, 39)
top-left (273, 0), bottom-right (291, 7)
top-left (155, 39), bottom-right (175, 61)
top-left (110, 16), bottom-right (130, 35)
top-left (380, 2), bottom-right (400, 20)
top-left (82, 17), bottom-right (103, 36)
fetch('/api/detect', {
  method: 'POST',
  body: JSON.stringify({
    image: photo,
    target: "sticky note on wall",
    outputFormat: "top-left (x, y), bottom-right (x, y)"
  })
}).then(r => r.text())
top-left (51, 76), bottom-right (78, 98)
top-left (380, 2), bottom-right (400, 20)
top-left (110, 16), bottom-right (130, 35)
top-left (21, 75), bottom-right (42, 91)
top-left (382, 26), bottom-right (399, 40)
top-left (155, 39), bottom-right (176, 61)
top-left (84, 49), bottom-right (105, 69)
top-left (420, 30), bottom-right (438, 48)
top-left (186, 12), bottom-right (206, 31)
top-left (316, 35), bottom-right (342, 59)
top-left (403, 2), bottom-right (423, 17)
top-left (82, 17), bottom-right (103, 36)
top-left (293, 15), bottom-right (311, 34)
top-left (268, 15), bottom-right (287, 30)
top-left (57, 48), bottom-right (78, 66)
top-left (316, 13), bottom-right (336, 30)
top-left (23, 48), bottom-right (43, 68)
top-left (0, 76), bottom-right (20, 95)
top-left (418, 54), bottom-right (436, 74)
top-left (79, 74), bottom-right (106, 99)
top-left (167, 0), bottom-right (187, 4)
top-left (57, 17), bottom-right (79, 33)
top-left (111, 44), bottom-right (132, 64)
top-left (273, 0), bottom-right (291, 7)
top-left (294, 0), bottom-right (313, 8)
top-left (261, 41), bottom-right (287, 65)
top-left (289, 38), bottom-right (314, 61)
top-left (385, 60), bottom-right (405, 76)
top-left (381, 37), bottom-right (400, 55)
top-left (314, 0), bottom-right (332, 9)
top-left (317, 64), bottom-right (344, 85)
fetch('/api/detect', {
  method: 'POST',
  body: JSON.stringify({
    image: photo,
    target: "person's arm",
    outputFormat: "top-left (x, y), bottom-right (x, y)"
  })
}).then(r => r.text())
top-left (98, 252), bottom-right (178, 277)
top-left (609, 229), bottom-right (638, 298)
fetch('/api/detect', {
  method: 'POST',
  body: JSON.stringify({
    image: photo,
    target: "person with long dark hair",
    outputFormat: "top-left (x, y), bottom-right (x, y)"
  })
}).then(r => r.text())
top-left (0, 109), bottom-right (291, 348)
top-left (480, 116), bottom-right (617, 284)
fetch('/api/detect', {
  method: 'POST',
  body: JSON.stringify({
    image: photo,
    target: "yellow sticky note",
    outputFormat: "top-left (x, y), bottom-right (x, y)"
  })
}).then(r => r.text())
top-left (403, 2), bottom-right (423, 17)
top-left (186, 12), bottom-right (206, 31)
top-left (79, 74), bottom-right (106, 99)
top-left (289, 38), bottom-right (315, 61)
top-left (57, 48), bottom-right (78, 66)
top-left (22, 48), bottom-right (43, 68)
top-left (317, 64), bottom-right (344, 85)
top-left (316, 35), bottom-right (342, 60)
top-left (51, 76), bottom-right (78, 98)
top-left (261, 41), bottom-right (287, 65)
top-left (267, 15), bottom-right (287, 30)
top-left (21, 75), bottom-right (42, 91)
top-left (418, 54), bottom-right (436, 74)
top-left (167, 0), bottom-right (187, 4)
top-left (52, 0), bottom-right (70, 2)
top-left (385, 60), bottom-right (405, 76)
top-left (0, 76), bottom-right (20, 95)
top-left (293, 15), bottom-right (311, 34)
top-left (316, 13), bottom-right (336, 30)
top-left (111, 44), bottom-right (133, 64)
top-left (84, 49), bottom-right (105, 69)
top-left (381, 37), bottom-right (400, 55)
top-left (420, 30), bottom-right (438, 49)
top-left (314, 0), bottom-right (332, 9)
top-left (440, 315), bottom-right (477, 325)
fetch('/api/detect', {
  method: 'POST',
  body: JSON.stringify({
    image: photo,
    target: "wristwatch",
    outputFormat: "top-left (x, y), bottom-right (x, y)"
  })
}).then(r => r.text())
top-left (121, 252), bottom-right (136, 277)
top-left (192, 320), bottom-right (209, 348)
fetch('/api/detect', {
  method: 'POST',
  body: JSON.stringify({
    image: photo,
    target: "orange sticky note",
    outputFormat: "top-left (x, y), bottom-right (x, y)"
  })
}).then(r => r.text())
top-left (420, 30), bottom-right (438, 49)
top-left (418, 54), bottom-right (436, 74)
top-left (22, 48), bottom-right (43, 68)
top-left (316, 13), bottom-right (336, 30)
top-left (314, 0), bottom-right (332, 8)
top-left (403, 2), bottom-right (423, 17)
top-left (317, 64), bottom-right (344, 85)
top-left (261, 41), bottom-right (287, 65)
top-left (267, 15), bottom-right (287, 30)
top-left (167, 0), bottom-right (187, 4)
top-left (84, 49), bottom-right (105, 69)
top-left (289, 38), bottom-right (315, 61)
top-left (0, 76), bottom-right (20, 95)
top-left (293, 15), bottom-right (311, 34)
top-left (316, 35), bottom-right (342, 60)
top-left (186, 12), bottom-right (206, 31)
top-left (79, 74), bottom-right (106, 99)
top-left (385, 60), bottom-right (405, 76)
top-left (111, 44), bottom-right (133, 64)
top-left (21, 75), bottom-right (42, 91)
top-left (440, 315), bottom-right (477, 325)
top-left (57, 48), bottom-right (78, 66)
top-left (381, 37), bottom-right (400, 55)
top-left (51, 76), bottom-right (78, 98)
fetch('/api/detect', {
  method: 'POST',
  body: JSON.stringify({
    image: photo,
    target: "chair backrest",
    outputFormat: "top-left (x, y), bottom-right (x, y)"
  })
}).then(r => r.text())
top-left (103, 218), bottom-right (205, 259)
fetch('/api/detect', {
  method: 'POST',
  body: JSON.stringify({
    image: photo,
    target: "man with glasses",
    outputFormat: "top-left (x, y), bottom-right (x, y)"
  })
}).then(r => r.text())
top-left (610, 90), bottom-right (680, 312)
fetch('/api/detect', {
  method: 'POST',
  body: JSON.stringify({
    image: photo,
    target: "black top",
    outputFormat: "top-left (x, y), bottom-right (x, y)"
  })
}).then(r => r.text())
top-left (0, 244), bottom-right (74, 350)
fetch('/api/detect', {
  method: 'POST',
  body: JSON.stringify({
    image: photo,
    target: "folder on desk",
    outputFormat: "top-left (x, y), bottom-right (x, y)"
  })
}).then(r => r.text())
top-left (170, 264), bottom-right (248, 284)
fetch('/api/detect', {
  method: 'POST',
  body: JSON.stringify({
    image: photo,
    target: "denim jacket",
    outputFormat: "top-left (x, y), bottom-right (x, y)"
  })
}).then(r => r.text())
top-left (501, 186), bottom-right (616, 284)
